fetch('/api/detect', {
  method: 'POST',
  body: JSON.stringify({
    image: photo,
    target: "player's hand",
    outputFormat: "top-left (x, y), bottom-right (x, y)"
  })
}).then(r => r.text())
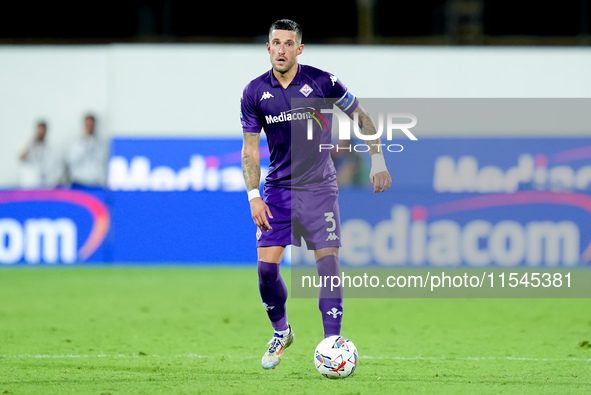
top-left (250, 197), bottom-right (273, 231)
top-left (371, 171), bottom-right (392, 193)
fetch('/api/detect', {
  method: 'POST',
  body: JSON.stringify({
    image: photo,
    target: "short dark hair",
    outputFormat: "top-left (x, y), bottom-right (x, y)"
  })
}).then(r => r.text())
top-left (37, 120), bottom-right (47, 128)
top-left (269, 19), bottom-right (302, 44)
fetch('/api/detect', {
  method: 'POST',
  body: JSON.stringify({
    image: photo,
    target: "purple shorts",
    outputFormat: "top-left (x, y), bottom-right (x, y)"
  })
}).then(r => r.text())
top-left (256, 186), bottom-right (341, 250)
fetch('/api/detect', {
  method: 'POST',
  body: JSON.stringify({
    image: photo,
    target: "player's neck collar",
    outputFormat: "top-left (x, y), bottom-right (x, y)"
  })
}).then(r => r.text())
top-left (270, 64), bottom-right (302, 88)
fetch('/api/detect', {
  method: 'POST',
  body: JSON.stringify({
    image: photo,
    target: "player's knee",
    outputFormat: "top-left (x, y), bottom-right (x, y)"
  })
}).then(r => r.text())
top-left (257, 260), bottom-right (280, 285)
top-left (315, 247), bottom-right (339, 261)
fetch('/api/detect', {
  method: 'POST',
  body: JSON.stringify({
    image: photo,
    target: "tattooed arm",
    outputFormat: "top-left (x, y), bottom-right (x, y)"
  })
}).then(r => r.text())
top-left (349, 106), bottom-right (392, 193)
top-left (242, 132), bottom-right (273, 231)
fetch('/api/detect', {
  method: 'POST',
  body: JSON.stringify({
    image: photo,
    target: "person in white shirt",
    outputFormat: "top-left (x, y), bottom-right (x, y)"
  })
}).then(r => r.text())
top-left (18, 121), bottom-right (59, 189)
top-left (65, 114), bottom-right (108, 188)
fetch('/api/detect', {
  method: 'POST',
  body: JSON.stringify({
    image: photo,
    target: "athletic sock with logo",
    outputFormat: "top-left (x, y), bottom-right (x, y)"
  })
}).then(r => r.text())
top-left (316, 254), bottom-right (343, 337)
top-left (257, 260), bottom-right (289, 332)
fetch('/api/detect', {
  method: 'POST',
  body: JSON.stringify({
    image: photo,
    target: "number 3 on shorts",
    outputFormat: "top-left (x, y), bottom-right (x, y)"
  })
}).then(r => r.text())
top-left (324, 212), bottom-right (336, 232)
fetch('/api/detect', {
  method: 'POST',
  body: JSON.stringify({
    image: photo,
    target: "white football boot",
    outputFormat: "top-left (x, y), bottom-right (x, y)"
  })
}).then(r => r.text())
top-left (261, 326), bottom-right (294, 369)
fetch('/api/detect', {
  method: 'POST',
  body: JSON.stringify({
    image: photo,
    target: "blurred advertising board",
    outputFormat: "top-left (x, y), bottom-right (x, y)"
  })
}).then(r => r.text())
top-left (1, 138), bottom-right (590, 266)
top-left (108, 138), bottom-right (268, 192)
top-left (387, 138), bottom-right (591, 194)
top-left (0, 189), bottom-right (110, 264)
top-left (105, 138), bottom-right (262, 263)
top-left (293, 138), bottom-right (591, 267)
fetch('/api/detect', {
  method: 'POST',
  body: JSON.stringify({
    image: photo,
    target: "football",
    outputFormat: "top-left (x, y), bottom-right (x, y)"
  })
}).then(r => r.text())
top-left (313, 335), bottom-right (358, 378)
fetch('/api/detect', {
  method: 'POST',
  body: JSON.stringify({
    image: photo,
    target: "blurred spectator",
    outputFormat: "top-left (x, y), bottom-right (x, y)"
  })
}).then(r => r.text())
top-left (18, 121), bottom-right (60, 189)
top-left (64, 114), bottom-right (108, 188)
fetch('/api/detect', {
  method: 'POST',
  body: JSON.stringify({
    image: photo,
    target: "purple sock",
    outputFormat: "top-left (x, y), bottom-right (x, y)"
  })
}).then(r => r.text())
top-left (316, 255), bottom-right (343, 337)
top-left (258, 260), bottom-right (288, 332)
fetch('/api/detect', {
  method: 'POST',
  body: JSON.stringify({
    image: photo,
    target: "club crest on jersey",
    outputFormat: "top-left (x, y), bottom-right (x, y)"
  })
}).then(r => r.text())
top-left (299, 84), bottom-right (313, 97)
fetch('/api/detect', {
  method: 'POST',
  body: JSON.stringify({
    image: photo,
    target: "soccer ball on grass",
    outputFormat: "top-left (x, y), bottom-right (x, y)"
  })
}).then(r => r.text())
top-left (313, 335), bottom-right (358, 378)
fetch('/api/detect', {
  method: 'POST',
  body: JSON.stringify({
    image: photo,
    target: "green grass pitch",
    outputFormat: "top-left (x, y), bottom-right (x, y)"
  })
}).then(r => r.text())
top-left (0, 266), bottom-right (590, 394)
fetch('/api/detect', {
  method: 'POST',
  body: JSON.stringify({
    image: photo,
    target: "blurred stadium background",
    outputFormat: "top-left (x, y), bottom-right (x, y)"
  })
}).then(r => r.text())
top-left (1, 2), bottom-right (591, 392)
top-left (1, 0), bottom-right (590, 266)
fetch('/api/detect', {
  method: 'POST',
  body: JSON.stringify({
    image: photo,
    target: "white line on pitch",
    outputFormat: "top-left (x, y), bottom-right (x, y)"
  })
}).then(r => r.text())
top-left (362, 355), bottom-right (591, 362)
top-left (1, 354), bottom-right (590, 362)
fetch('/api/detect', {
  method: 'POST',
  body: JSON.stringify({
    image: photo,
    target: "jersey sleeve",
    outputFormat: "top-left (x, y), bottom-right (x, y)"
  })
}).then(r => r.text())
top-left (327, 74), bottom-right (359, 115)
top-left (240, 84), bottom-right (262, 134)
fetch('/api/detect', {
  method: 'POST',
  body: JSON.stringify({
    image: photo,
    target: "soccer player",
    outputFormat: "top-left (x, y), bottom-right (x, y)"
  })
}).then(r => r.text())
top-left (240, 19), bottom-right (391, 370)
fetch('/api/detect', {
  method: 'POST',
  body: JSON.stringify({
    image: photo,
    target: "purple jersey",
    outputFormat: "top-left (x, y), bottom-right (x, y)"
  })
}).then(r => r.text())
top-left (240, 64), bottom-right (359, 190)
